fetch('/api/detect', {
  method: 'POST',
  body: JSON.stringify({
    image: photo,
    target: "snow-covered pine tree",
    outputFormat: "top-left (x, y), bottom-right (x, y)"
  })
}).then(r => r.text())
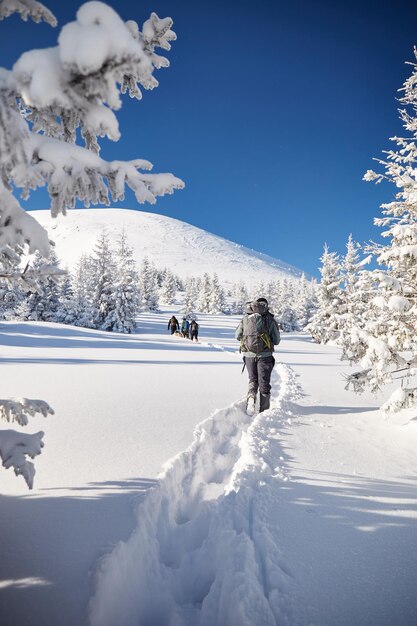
top-left (72, 253), bottom-right (96, 327)
top-left (279, 278), bottom-right (298, 332)
top-left (293, 273), bottom-right (313, 331)
top-left (90, 231), bottom-right (117, 330)
top-left (345, 51), bottom-right (417, 411)
top-left (209, 273), bottom-right (225, 313)
top-left (139, 256), bottom-right (159, 311)
top-left (197, 273), bottom-right (212, 313)
top-left (268, 280), bottom-right (283, 321)
top-left (160, 269), bottom-right (177, 305)
top-left (110, 230), bottom-right (139, 333)
top-left (232, 281), bottom-right (248, 314)
top-left (0, 246), bottom-right (25, 319)
top-left (182, 276), bottom-right (198, 314)
top-left (336, 235), bottom-right (369, 361)
top-left (56, 271), bottom-right (76, 324)
top-left (21, 249), bottom-right (64, 321)
top-left (0, 0), bottom-right (183, 487)
top-left (306, 244), bottom-right (343, 343)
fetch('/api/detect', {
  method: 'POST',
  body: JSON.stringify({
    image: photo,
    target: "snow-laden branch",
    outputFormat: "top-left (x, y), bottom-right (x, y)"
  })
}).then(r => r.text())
top-left (0, 183), bottom-right (50, 254)
top-left (0, 398), bottom-right (53, 488)
top-left (0, 0), bottom-right (56, 26)
top-left (0, 397), bottom-right (54, 426)
top-left (0, 429), bottom-right (45, 489)
top-left (10, 2), bottom-right (175, 149)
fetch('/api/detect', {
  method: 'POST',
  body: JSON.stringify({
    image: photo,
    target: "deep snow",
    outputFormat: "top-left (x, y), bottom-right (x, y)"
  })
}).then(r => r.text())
top-left (29, 208), bottom-right (304, 283)
top-left (1, 312), bottom-right (417, 626)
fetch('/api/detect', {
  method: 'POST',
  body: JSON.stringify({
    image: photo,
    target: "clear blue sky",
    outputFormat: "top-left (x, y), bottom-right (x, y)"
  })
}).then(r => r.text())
top-left (2, 0), bottom-right (417, 276)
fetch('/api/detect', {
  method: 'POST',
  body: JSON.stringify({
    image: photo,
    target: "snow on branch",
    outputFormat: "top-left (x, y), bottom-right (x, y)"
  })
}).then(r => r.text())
top-left (11, 2), bottom-right (176, 148)
top-left (0, 0), bottom-right (56, 26)
top-left (0, 429), bottom-right (45, 489)
top-left (0, 397), bottom-right (54, 426)
top-left (0, 399), bottom-right (53, 488)
top-left (13, 134), bottom-right (184, 216)
top-left (0, 184), bottom-right (50, 254)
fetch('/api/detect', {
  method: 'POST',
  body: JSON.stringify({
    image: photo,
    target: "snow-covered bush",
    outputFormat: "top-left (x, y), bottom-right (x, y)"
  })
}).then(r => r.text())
top-left (0, 0), bottom-right (183, 486)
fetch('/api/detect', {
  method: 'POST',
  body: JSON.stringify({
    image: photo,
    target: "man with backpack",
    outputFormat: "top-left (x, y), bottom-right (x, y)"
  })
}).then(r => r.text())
top-left (190, 319), bottom-right (199, 342)
top-left (168, 315), bottom-right (179, 335)
top-left (181, 317), bottom-right (190, 339)
top-left (235, 297), bottom-right (281, 415)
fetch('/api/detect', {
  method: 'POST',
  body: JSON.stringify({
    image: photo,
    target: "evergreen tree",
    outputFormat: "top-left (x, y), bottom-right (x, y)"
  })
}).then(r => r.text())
top-left (345, 52), bottom-right (417, 411)
top-left (197, 273), bottom-right (212, 312)
top-left (306, 244), bottom-right (343, 343)
top-left (160, 270), bottom-right (177, 305)
top-left (182, 276), bottom-right (198, 315)
top-left (91, 231), bottom-right (117, 330)
top-left (110, 230), bottom-right (139, 333)
top-left (56, 272), bottom-right (76, 325)
top-left (139, 256), bottom-right (159, 311)
top-left (293, 274), bottom-right (312, 330)
top-left (209, 273), bottom-right (225, 313)
top-left (72, 254), bottom-right (96, 328)
top-left (232, 281), bottom-right (248, 314)
top-left (23, 249), bottom-right (63, 322)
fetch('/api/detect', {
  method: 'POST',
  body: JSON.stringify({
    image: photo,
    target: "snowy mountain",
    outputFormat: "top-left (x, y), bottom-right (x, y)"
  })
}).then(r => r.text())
top-left (29, 208), bottom-right (305, 284)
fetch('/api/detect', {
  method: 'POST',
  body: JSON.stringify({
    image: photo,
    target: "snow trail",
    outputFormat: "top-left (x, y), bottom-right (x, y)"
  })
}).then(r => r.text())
top-left (89, 363), bottom-right (300, 626)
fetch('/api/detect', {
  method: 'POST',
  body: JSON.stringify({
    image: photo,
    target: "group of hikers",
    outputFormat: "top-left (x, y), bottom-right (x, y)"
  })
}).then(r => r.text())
top-left (168, 296), bottom-right (280, 416)
top-left (168, 315), bottom-right (199, 342)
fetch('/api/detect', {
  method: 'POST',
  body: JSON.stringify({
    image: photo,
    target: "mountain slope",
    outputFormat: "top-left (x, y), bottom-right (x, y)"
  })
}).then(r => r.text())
top-left (29, 208), bottom-right (305, 284)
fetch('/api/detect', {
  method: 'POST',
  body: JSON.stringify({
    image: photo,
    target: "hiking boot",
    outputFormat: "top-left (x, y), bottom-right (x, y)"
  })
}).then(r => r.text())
top-left (259, 393), bottom-right (270, 413)
top-left (246, 396), bottom-right (256, 416)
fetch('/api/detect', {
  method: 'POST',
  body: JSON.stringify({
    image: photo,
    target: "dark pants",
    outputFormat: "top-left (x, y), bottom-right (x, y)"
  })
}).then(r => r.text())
top-left (244, 356), bottom-right (275, 411)
top-left (190, 332), bottom-right (198, 341)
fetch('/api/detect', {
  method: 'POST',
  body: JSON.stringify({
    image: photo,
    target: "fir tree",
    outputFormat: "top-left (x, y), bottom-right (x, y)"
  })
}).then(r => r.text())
top-left (209, 273), bottom-right (225, 313)
top-left (306, 244), bottom-right (343, 343)
top-left (110, 230), bottom-right (139, 333)
top-left (91, 231), bottom-right (117, 330)
top-left (197, 273), bottom-right (212, 312)
top-left (139, 256), bottom-right (159, 311)
top-left (346, 52), bottom-right (417, 411)
top-left (160, 269), bottom-right (177, 305)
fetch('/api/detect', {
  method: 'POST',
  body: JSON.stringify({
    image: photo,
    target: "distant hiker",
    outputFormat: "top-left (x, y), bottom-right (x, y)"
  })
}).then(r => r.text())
top-left (181, 317), bottom-right (190, 339)
top-left (190, 319), bottom-right (199, 342)
top-left (168, 315), bottom-right (179, 335)
top-left (235, 298), bottom-right (280, 415)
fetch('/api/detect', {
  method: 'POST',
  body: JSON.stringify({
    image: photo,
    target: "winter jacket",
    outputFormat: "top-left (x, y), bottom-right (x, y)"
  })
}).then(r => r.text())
top-left (181, 320), bottom-right (190, 332)
top-left (235, 311), bottom-right (280, 358)
top-left (168, 317), bottom-right (179, 330)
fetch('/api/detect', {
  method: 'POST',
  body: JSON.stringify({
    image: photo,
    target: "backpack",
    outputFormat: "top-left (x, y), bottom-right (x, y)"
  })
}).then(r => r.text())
top-left (241, 302), bottom-right (273, 354)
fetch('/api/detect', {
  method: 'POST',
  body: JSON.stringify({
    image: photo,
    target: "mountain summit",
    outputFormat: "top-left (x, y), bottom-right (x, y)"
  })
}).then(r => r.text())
top-left (30, 208), bottom-right (305, 284)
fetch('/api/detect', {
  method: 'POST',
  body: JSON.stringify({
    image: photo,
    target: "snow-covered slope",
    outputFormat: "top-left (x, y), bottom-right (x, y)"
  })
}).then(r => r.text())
top-left (29, 208), bottom-right (304, 283)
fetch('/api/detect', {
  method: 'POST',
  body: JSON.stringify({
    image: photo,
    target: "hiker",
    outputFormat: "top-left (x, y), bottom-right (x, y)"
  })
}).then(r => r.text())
top-left (235, 297), bottom-right (280, 414)
top-left (190, 319), bottom-right (199, 342)
top-left (168, 315), bottom-right (179, 335)
top-left (181, 317), bottom-right (190, 339)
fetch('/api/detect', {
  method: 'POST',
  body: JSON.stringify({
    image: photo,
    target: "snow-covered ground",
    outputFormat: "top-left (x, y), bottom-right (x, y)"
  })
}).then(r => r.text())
top-left (1, 313), bottom-right (417, 626)
top-left (30, 208), bottom-right (304, 283)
